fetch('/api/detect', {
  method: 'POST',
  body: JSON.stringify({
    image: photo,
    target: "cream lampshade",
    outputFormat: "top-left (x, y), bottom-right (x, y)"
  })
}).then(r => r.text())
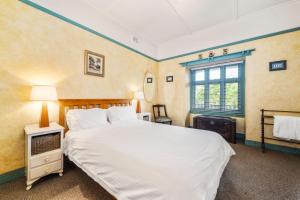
top-left (134, 91), bottom-right (144, 113)
top-left (134, 91), bottom-right (144, 100)
top-left (30, 85), bottom-right (58, 127)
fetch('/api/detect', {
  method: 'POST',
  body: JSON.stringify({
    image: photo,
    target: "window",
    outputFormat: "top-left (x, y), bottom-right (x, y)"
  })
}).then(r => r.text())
top-left (190, 62), bottom-right (244, 116)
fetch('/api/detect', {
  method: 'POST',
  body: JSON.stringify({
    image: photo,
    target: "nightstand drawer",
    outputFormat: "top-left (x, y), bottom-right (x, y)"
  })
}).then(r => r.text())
top-left (30, 160), bottom-right (62, 180)
top-left (30, 150), bottom-right (62, 168)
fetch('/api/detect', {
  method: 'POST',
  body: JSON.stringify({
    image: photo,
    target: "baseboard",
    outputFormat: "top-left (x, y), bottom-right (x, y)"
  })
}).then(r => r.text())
top-left (236, 132), bottom-right (245, 143)
top-left (0, 168), bottom-right (25, 185)
top-left (245, 140), bottom-right (300, 155)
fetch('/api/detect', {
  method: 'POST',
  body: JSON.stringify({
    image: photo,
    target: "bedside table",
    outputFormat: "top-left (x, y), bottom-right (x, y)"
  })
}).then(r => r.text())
top-left (24, 122), bottom-right (64, 190)
top-left (137, 112), bottom-right (151, 121)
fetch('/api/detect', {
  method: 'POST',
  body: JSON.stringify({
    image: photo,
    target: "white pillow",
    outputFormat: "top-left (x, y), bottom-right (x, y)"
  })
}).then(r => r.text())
top-left (66, 108), bottom-right (108, 130)
top-left (107, 106), bottom-right (137, 123)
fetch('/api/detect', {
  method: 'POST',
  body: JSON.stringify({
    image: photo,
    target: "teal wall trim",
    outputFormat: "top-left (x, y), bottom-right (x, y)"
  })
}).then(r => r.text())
top-left (180, 49), bottom-right (254, 68)
top-left (19, 0), bottom-right (158, 62)
top-left (0, 168), bottom-right (25, 185)
top-left (160, 27), bottom-right (300, 62)
top-left (245, 140), bottom-right (300, 155)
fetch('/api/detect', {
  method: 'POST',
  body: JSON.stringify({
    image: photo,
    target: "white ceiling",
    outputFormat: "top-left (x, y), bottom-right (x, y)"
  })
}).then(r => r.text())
top-left (82, 0), bottom-right (290, 45)
top-left (28, 0), bottom-right (300, 60)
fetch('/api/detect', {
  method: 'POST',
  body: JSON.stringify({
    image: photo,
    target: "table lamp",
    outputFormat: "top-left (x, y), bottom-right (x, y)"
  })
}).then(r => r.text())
top-left (30, 85), bottom-right (58, 127)
top-left (134, 91), bottom-right (144, 113)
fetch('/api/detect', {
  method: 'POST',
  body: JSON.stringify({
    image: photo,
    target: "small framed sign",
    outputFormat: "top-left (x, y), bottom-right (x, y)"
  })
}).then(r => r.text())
top-left (166, 75), bottom-right (173, 82)
top-left (147, 77), bottom-right (153, 83)
top-left (269, 60), bottom-right (287, 71)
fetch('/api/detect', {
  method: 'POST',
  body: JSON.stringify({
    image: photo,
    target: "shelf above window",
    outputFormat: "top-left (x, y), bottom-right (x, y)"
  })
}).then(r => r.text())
top-left (180, 49), bottom-right (255, 69)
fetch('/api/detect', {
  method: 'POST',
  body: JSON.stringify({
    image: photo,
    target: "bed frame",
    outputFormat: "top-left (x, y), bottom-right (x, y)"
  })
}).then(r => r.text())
top-left (261, 109), bottom-right (300, 152)
top-left (59, 99), bottom-right (132, 132)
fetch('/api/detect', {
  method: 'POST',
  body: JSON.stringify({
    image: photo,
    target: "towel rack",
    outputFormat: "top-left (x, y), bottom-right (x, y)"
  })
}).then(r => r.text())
top-left (261, 109), bottom-right (300, 152)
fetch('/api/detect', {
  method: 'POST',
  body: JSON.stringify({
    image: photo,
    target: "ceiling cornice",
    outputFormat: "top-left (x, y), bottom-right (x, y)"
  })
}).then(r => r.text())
top-left (19, 0), bottom-right (300, 62)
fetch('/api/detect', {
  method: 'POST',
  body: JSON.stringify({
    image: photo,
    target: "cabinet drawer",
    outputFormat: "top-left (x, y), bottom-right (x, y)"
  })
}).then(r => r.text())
top-left (30, 160), bottom-right (62, 180)
top-left (30, 150), bottom-right (62, 168)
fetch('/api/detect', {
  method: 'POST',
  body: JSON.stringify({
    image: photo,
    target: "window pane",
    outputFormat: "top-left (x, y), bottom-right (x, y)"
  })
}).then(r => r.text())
top-left (195, 70), bottom-right (204, 81)
top-left (226, 65), bottom-right (238, 79)
top-left (225, 83), bottom-right (239, 110)
top-left (209, 68), bottom-right (220, 80)
top-left (195, 85), bottom-right (205, 109)
top-left (209, 84), bottom-right (220, 109)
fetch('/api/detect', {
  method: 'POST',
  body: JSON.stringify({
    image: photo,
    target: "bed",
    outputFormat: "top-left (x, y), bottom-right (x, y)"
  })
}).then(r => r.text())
top-left (59, 99), bottom-right (235, 200)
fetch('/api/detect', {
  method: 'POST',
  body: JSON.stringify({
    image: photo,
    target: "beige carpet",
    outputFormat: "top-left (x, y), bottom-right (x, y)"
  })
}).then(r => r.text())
top-left (0, 144), bottom-right (299, 200)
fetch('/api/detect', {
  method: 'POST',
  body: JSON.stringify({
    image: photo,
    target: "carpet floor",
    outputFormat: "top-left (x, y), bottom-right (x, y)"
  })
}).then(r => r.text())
top-left (0, 144), bottom-right (299, 200)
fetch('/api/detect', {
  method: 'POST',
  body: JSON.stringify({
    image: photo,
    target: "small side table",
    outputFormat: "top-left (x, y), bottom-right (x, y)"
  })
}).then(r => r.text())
top-left (24, 122), bottom-right (64, 190)
top-left (137, 112), bottom-right (151, 122)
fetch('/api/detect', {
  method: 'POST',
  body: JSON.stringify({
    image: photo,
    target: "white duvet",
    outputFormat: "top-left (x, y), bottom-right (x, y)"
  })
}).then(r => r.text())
top-left (64, 120), bottom-right (235, 200)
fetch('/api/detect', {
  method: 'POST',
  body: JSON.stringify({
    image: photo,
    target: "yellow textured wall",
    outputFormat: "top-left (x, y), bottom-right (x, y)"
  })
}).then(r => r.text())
top-left (1, 0), bottom-right (300, 175)
top-left (158, 30), bottom-right (300, 149)
top-left (0, 1), bottom-right (158, 174)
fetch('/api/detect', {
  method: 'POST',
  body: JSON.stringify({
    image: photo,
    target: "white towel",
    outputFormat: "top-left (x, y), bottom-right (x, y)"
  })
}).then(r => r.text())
top-left (273, 115), bottom-right (300, 140)
top-left (296, 119), bottom-right (300, 141)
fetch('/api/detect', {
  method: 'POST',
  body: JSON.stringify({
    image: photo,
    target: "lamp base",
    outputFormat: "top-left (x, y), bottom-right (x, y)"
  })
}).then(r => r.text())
top-left (40, 102), bottom-right (49, 128)
top-left (136, 100), bottom-right (141, 113)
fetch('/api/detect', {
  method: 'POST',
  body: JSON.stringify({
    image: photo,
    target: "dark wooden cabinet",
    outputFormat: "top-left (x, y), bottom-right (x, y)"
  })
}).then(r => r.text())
top-left (193, 115), bottom-right (236, 143)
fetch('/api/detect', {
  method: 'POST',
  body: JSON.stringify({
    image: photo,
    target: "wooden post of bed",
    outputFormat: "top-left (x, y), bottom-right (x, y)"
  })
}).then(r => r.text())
top-left (261, 109), bottom-right (265, 153)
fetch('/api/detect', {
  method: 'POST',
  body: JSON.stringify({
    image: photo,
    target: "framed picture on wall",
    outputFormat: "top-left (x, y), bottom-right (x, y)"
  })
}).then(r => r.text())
top-left (147, 77), bottom-right (153, 83)
top-left (84, 50), bottom-right (105, 77)
top-left (166, 75), bottom-right (173, 82)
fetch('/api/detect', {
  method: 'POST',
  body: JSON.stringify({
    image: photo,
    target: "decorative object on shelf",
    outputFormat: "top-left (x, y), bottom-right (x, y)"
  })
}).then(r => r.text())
top-left (269, 60), bottom-right (287, 71)
top-left (30, 85), bottom-right (58, 128)
top-left (209, 51), bottom-right (215, 58)
top-left (198, 54), bottom-right (203, 59)
top-left (223, 48), bottom-right (228, 55)
top-left (134, 91), bottom-right (144, 113)
top-left (166, 75), bottom-right (173, 82)
top-left (24, 123), bottom-right (64, 190)
top-left (147, 77), bottom-right (153, 83)
top-left (84, 50), bottom-right (105, 77)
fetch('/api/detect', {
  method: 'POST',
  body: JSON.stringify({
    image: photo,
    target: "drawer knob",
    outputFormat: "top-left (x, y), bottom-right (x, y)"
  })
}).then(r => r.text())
top-left (44, 158), bottom-right (49, 163)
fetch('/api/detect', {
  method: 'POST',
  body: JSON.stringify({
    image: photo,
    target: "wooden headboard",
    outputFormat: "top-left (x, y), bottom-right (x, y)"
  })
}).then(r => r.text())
top-left (59, 99), bottom-right (132, 132)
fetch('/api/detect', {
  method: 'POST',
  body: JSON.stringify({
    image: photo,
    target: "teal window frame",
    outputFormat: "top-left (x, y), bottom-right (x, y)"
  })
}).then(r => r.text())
top-left (190, 62), bottom-right (245, 117)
